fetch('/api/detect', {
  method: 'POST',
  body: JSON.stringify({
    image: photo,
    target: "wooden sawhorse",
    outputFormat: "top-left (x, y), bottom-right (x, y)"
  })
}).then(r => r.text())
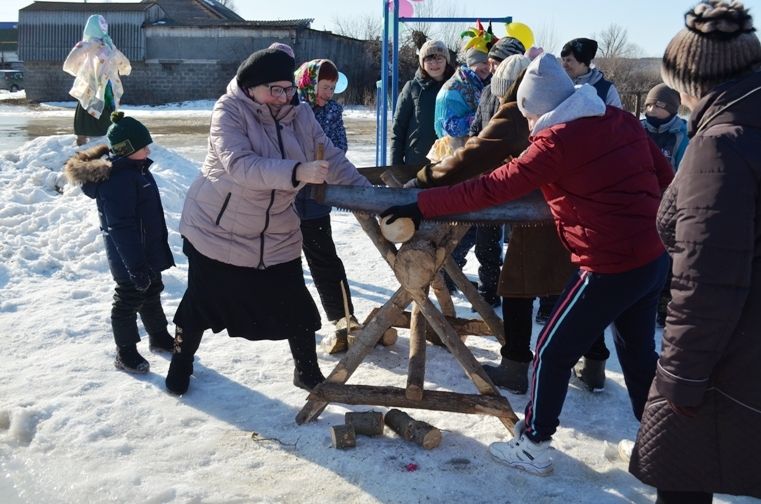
top-left (296, 213), bottom-right (518, 433)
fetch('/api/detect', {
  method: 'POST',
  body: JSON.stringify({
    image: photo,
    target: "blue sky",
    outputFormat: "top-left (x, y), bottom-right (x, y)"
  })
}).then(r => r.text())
top-left (3, 0), bottom-right (761, 57)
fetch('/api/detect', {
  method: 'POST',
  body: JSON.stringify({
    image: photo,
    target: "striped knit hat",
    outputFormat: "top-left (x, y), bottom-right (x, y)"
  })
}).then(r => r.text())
top-left (662, 0), bottom-right (761, 98)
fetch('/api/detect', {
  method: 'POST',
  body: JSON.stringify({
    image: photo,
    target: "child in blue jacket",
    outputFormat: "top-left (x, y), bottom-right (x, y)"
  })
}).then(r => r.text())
top-left (64, 112), bottom-right (175, 373)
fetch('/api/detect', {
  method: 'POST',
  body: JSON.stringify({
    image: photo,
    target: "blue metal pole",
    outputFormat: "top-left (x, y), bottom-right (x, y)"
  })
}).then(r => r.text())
top-left (391, 0), bottom-right (400, 116)
top-left (379, 0), bottom-right (389, 166)
top-left (375, 80), bottom-right (381, 163)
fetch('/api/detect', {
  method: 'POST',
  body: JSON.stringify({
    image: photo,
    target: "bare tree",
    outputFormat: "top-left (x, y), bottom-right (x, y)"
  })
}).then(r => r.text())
top-left (332, 15), bottom-right (383, 41)
top-left (217, 0), bottom-right (237, 12)
top-left (534, 21), bottom-right (559, 54)
top-left (595, 23), bottom-right (640, 59)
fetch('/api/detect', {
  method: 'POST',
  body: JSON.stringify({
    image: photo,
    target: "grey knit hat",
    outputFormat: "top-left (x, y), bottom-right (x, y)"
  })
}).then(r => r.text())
top-left (491, 54), bottom-right (531, 98)
top-left (645, 83), bottom-right (681, 115)
top-left (465, 47), bottom-right (489, 66)
top-left (488, 36), bottom-right (526, 62)
top-left (419, 40), bottom-right (450, 67)
top-left (517, 53), bottom-right (575, 117)
top-left (662, 0), bottom-right (761, 98)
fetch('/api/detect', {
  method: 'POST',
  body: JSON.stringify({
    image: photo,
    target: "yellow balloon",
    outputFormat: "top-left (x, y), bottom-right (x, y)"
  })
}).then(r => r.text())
top-left (505, 22), bottom-right (535, 50)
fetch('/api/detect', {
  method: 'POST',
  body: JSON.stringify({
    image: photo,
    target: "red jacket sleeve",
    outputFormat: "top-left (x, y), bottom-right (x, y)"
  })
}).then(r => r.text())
top-left (418, 131), bottom-right (564, 218)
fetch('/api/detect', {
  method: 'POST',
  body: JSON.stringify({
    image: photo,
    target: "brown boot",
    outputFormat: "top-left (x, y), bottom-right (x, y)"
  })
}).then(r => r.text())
top-left (321, 315), bottom-right (361, 354)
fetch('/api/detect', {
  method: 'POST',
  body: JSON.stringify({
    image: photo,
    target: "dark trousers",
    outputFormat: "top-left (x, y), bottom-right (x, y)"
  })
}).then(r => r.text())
top-left (656, 489), bottom-right (713, 504)
top-left (111, 274), bottom-right (168, 347)
top-left (501, 296), bottom-right (609, 363)
top-left (447, 225), bottom-right (503, 294)
top-left (501, 297), bottom-right (534, 362)
top-left (523, 253), bottom-right (668, 441)
top-left (300, 214), bottom-right (354, 322)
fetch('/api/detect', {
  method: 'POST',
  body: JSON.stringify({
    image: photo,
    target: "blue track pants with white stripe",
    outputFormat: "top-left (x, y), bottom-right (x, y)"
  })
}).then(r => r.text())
top-left (524, 252), bottom-right (669, 442)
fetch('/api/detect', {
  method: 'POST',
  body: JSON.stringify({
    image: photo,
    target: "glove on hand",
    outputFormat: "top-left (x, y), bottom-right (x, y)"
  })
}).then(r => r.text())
top-left (402, 178), bottom-right (420, 189)
top-left (132, 270), bottom-right (152, 292)
top-left (379, 202), bottom-right (422, 230)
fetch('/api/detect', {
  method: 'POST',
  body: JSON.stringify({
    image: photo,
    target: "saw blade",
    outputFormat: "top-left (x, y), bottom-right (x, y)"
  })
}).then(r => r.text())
top-left (311, 185), bottom-right (552, 223)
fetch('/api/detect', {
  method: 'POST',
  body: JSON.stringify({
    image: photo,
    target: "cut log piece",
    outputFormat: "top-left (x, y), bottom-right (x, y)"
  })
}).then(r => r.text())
top-left (345, 411), bottom-right (384, 436)
top-left (380, 215), bottom-right (416, 243)
top-left (330, 424), bottom-right (356, 449)
top-left (347, 327), bottom-right (397, 348)
top-left (384, 408), bottom-right (441, 449)
top-left (380, 327), bottom-right (398, 346)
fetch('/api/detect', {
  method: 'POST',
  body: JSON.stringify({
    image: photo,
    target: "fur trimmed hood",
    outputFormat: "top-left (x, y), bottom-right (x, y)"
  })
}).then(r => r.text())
top-left (64, 144), bottom-right (112, 185)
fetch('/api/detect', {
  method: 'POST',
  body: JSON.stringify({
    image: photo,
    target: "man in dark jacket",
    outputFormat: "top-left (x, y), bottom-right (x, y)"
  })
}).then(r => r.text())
top-left (630, 2), bottom-right (761, 502)
top-left (64, 112), bottom-right (175, 374)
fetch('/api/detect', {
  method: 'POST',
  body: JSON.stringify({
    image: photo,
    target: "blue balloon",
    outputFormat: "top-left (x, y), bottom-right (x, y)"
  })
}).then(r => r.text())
top-left (335, 72), bottom-right (349, 94)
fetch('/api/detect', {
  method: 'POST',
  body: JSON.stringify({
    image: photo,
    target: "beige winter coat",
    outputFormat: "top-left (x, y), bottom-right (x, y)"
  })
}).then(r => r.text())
top-left (179, 78), bottom-right (369, 268)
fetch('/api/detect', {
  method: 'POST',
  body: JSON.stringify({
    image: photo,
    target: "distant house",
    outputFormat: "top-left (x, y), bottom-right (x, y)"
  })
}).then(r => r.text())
top-left (0, 22), bottom-right (19, 66)
top-left (18, 0), bottom-right (373, 104)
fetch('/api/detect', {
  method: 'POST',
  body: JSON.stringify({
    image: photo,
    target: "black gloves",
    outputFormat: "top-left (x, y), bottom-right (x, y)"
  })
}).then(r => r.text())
top-left (379, 202), bottom-right (422, 230)
top-left (132, 270), bottom-right (152, 292)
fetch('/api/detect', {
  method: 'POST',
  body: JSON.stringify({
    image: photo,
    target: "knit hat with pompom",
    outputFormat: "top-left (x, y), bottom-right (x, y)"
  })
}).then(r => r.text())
top-left (662, 0), bottom-right (761, 98)
top-left (107, 111), bottom-right (152, 157)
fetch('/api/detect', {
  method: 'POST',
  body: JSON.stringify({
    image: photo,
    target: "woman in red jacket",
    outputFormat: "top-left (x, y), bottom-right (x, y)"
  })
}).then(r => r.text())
top-left (382, 53), bottom-right (673, 476)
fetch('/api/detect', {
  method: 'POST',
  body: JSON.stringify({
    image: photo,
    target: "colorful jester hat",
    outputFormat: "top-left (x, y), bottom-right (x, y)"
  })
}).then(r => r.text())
top-left (460, 20), bottom-right (499, 54)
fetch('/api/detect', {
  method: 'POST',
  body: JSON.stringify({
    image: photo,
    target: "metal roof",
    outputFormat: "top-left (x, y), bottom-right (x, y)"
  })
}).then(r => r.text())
top-left (20, 2), bottom-right (155, 12)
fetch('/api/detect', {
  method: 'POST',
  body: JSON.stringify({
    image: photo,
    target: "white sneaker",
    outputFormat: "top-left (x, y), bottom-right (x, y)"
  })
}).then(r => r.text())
top-left (489, 422), bottom-right (553, 476)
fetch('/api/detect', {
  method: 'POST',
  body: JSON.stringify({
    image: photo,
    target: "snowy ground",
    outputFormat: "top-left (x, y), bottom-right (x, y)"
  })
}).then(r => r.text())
top-left (0, 102), bottom-right (756, 503)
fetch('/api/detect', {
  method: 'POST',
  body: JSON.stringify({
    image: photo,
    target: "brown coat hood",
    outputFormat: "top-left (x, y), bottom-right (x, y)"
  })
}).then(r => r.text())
top-left (63, 145), bottom-right (112, 185)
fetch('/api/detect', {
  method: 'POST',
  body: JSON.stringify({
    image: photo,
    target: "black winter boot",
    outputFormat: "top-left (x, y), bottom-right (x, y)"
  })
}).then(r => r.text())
top-left (149, 330), bottom-right (175, 353)
top-left (574, 357), bottom-right (607, 392)
top-left (289, 334), bottom-right (325, 391)
top-left (165, 327), bottom-right (203, 395)
top-left (114, 344), bottom-right (150, 374)
top-left (483, 358), bottom-right (530, 394)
